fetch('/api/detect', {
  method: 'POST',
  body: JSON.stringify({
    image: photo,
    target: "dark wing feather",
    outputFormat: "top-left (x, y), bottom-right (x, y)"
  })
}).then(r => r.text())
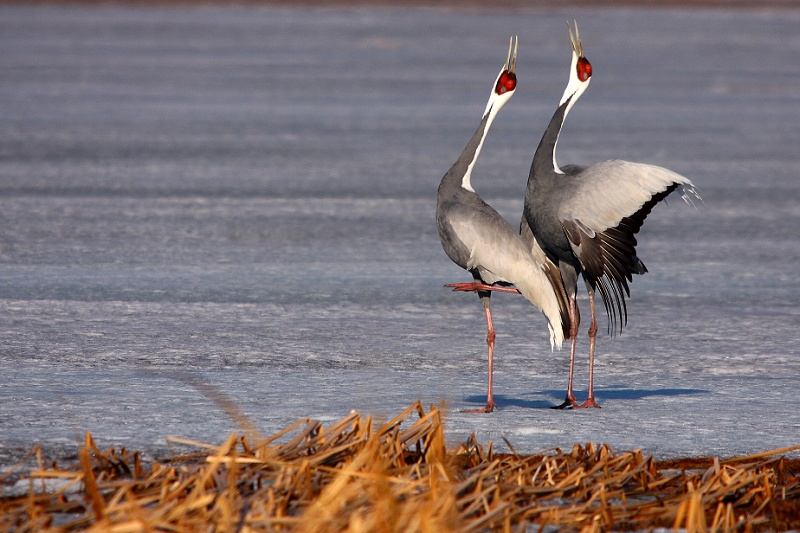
top-left (563, 183), bottom-right (680, 334)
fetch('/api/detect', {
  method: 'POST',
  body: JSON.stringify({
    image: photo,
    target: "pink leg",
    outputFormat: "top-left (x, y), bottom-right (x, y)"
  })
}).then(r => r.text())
top-left (578, 295), bottom-right (601, 409)
top-left (553, 297), bottom-right (580, 409)
top-left (462, 306), bottom-right (497, 413)
top-left (446, 281), bottom-right (521, 295)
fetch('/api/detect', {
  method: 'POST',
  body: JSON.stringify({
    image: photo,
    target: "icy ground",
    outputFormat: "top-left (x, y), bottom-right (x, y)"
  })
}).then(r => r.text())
top-left (1, 6), bottom-right (799, 466)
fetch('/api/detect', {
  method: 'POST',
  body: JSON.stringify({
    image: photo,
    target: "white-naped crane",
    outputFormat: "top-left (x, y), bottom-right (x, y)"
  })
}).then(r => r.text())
top-left (437, 37), bottom-right (571, 413)
top-left (520, 22), bottom-right (699, 409)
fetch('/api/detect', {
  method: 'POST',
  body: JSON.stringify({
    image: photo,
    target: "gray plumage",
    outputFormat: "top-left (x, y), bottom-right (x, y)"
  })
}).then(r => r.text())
top-left (438, 161), bottom-right (569, 349)
top-left (524, 153), bottom-right (698, 332)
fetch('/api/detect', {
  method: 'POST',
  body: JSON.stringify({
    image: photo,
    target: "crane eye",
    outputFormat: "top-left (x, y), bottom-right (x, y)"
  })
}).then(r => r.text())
top-left (577, 57), bottom-right (592, 82)
top-left (495, 71), bottom-right (517, 95)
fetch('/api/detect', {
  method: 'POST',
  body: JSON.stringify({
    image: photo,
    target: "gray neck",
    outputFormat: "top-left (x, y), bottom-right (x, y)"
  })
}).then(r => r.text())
top-left (529, 97), bottom-right (570, 187)
top-left (439, 108), bottom-right (493, 196)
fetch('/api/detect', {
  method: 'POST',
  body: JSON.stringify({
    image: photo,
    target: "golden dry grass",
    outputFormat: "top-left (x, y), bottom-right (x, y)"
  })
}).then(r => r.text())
top-left (2, 402), bottom-right (799, 532)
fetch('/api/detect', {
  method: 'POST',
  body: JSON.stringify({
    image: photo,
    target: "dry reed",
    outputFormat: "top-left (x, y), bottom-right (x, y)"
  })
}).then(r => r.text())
top-left (1, 402), bottom-right (799, 532)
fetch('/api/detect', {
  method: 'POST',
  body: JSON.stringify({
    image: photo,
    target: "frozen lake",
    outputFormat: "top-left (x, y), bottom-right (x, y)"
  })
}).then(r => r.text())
top-left (1, 5), bottom-right (799, 465)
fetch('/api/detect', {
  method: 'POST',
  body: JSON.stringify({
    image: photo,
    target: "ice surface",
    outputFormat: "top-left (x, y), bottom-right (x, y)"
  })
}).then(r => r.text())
top-left (1, 6), bottom-right (799, 465)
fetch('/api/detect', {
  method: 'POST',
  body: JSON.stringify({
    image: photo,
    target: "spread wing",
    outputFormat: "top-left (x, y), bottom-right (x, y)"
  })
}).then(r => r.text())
top-left (557, 160), bottom-right (698, 332)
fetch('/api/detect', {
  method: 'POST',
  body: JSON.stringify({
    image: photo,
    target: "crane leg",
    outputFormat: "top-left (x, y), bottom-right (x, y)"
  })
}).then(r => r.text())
top-left (446, 281), bottom-right (521, 295)
top-left (463, 293), bottom-right (496, 413)
top-left (578, 294), bottom-right (601, 408)
top-left (553, 296), bottom-right (580, 409)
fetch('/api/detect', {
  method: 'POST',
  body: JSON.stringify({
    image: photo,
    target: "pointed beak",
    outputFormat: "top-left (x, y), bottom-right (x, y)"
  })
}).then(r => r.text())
top-left (567, 20), bottom-right (584, 58)
top-left (505, 35), bottom-right (518, 74)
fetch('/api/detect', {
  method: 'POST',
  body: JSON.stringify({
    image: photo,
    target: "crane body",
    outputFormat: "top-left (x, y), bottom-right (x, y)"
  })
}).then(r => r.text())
top-left (437, 37), bottom-right (570, 413)
top-left (521, 22), bottom-right (698, 408)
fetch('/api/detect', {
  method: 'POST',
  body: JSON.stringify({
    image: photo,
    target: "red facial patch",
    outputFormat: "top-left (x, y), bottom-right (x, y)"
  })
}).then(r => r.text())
top-left (495, 71), bottom-right (517, 95)
top-left (577, 57), bottom-right (592, 82)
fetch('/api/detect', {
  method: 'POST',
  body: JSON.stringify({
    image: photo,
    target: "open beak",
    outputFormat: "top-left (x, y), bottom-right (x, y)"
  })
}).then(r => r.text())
top-left (568, 20), bottom-right (584, 58)
top-left (505, 35), bottom-right (518, 74)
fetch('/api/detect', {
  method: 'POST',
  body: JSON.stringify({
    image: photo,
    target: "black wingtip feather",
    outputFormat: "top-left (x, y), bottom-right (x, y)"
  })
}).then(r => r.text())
top-left (581, 182), bottom-right (681, 334)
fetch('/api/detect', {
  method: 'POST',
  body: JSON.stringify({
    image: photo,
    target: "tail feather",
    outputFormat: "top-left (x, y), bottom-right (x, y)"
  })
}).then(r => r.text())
top-left (516, 224), bottom-right (570, 350)
top-left (514, 263), bottom-right (569, 351)
top-left (542, 258), bottom-right (572, 343)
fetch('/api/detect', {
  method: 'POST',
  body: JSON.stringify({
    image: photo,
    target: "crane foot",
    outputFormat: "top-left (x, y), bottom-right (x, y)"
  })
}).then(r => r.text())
top-left (462, 402), bottom-right (495, 413)
top-left (576, 398), bottom-right (601, 409)
top-left (551, 396), bottom-right (579, 409)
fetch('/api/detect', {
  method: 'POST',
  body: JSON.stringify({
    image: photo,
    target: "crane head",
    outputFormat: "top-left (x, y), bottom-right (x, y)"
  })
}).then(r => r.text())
top-left (495, 35), bottom-right (518, 96)
top-left (568, 20), bottom-right (592, 83)
top-left (559, 21), bottom-right (591, 109)
top-left (484, 36), bottom-right (518, 116)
